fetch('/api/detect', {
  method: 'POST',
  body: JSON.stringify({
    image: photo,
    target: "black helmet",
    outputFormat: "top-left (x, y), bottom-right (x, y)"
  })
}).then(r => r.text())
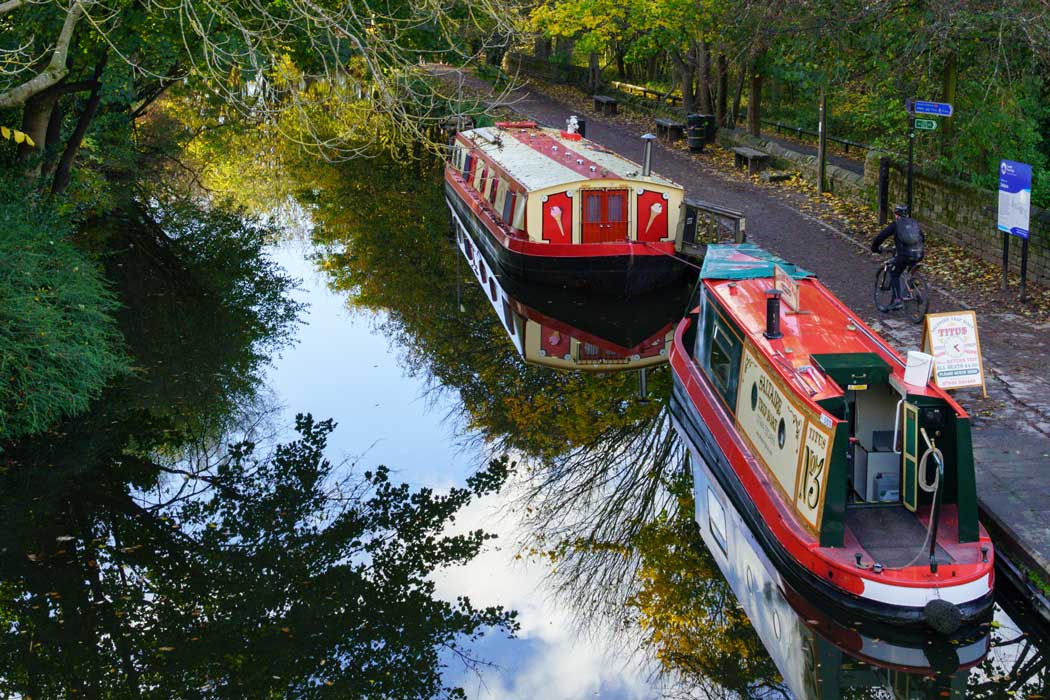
top-left (894, 204), bottom-right (909, 217)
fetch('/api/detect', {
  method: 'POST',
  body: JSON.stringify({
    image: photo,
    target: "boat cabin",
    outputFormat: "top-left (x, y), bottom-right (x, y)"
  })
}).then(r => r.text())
top-left (688, 246), bottom-right (980, 553)
top-left (448, 122), bottom-right (684, 247)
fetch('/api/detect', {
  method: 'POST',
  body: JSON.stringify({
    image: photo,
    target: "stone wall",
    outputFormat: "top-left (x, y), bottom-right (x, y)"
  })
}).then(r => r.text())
top-left (877, 157), bottom-right (1049, 286)
top-left (718, 129), bottom-right (1048, 286)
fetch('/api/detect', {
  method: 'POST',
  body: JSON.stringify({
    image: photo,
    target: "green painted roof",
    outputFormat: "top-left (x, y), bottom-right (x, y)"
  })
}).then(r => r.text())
top-left (700, 243), bottom-right (815, 280)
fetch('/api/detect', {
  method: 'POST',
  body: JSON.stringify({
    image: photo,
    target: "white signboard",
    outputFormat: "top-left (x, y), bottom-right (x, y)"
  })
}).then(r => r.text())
top-left (921, 311), bottom-right (986, 392)
top-left (774, 264), bottom-right (800, 311)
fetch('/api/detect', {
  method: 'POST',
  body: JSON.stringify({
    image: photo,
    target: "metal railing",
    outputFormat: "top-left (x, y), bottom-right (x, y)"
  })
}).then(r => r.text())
top-left (761, 119), bottom-right (871, 155)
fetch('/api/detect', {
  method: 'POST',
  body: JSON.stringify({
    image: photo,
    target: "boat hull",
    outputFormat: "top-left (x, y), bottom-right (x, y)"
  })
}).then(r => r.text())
top-left (445, 181), bottom-right (686, 297)
top-left (670, 363), bottom-right (995, 630)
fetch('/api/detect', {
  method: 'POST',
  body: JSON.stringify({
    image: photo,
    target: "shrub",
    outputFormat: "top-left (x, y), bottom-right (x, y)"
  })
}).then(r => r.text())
top-left (0, 184), bottom-right (129, 440)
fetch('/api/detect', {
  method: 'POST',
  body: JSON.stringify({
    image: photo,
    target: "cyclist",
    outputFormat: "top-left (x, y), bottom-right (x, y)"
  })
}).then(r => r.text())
top-left (871, 204), bottom-right (924, 310)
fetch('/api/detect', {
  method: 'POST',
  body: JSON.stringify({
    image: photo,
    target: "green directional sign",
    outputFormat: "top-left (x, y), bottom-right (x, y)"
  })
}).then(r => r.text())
top-left (914, 118), bottom-right (938, 131)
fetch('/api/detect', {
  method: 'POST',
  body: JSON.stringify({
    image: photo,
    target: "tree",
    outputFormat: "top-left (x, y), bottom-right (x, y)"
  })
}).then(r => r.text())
top-left (0, 0), bottom-right (522, 196)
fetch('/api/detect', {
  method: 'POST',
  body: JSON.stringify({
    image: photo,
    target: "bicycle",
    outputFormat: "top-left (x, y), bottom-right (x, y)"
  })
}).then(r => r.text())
top-left (874, 258), bottom-right (929, 324)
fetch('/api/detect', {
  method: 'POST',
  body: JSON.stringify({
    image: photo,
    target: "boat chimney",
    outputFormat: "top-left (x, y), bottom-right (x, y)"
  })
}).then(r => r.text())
top-left (641, 133), bottom-right (657, 176)
top-left (764, 289), bottom-right (783, 340)
top-left (637, 368), bottom-right (649, 403)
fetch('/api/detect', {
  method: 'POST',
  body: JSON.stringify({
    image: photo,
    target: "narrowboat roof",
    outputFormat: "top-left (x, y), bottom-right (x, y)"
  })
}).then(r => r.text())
top-left (700, 243), bottom-right (813, 280)
top-left (457, 125), bottom-right (680, 192)
top-left (703, 247), bottom-right (948, 405)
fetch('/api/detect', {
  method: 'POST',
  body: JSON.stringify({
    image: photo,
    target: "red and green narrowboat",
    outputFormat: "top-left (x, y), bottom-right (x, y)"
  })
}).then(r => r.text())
top-left (670, 244), bottom-right (994, 632)
top-left (445, 120), bottom-right (687, 296)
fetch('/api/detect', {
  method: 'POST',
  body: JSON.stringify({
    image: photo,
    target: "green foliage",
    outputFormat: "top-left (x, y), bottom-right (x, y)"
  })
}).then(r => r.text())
top-left (0, 179), bottom-right (128, 440)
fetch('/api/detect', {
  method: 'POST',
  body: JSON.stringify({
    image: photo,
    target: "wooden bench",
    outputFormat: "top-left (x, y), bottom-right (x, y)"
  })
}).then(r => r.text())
top-left (731, 146), bottom-right (770, 176)
top-left (593, 94), bottom-right (618, 116)
top-left (655, 117), bottom-right (685, 141)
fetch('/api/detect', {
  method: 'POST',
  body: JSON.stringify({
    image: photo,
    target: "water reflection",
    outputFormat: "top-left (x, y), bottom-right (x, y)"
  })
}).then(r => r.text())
top-left (455, 223), bottom-right (691, 372)
top-left (0, 198), bottom-right (516, 699)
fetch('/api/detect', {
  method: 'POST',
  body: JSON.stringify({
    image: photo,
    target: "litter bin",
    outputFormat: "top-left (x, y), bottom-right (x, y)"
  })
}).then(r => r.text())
top-left (686, 113), bottom-right (705, 153)
top-left (696, 113), bottom-right (716, 143)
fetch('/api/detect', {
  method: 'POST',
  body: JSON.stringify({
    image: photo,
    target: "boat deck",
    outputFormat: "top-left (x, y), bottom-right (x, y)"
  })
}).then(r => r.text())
top-left (846, 506), bottom-right (954, 568)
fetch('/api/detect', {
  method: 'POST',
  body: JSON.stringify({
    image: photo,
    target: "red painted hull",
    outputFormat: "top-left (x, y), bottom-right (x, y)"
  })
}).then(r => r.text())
top-left (445, 167), bottom-right (686, 295)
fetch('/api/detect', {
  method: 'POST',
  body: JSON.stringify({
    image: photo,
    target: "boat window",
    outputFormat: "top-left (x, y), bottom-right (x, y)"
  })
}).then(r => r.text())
top-left (708, 488), bottom-right (728, 555)
top-left (512, 194), bottom-right (527, 231)
top-left (585, 193), bottom-right (601, 223)
top-left (606, 191), bottom-right (625, 223)
top-left (494, 178), bottom-right (507, 209)
top-left (483, 172), bottom-right (495, 201)
top-left (503, 190), bottom-right (516, 223)
top-left (710, 326), bottom-right (734, 390)
top-left (462, 152), bottom-right (473, 178)
top-left (489, 278), bottom-right (497, 301)
top-left (700, 299), bottom-right (742, 411)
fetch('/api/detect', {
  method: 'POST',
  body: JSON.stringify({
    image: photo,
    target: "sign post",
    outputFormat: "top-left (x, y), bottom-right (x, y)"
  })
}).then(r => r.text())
top-left (997, 159), bottom-right (1033, 300)
top-left (904, 100), bottom-right (952, 216)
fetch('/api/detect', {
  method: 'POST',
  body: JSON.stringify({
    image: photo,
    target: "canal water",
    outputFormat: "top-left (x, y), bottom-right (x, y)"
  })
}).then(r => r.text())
top-left (1, 160), bottom-right (1047, 698)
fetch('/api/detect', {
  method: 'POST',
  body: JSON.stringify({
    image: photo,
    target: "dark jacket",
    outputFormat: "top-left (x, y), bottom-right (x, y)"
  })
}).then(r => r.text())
top-left (871, 216), bottom-right (924, 259)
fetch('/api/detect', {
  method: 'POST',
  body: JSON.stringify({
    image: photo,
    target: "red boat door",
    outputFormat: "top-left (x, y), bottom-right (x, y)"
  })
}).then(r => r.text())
top-left (581, 189), bottom-right (629, 243)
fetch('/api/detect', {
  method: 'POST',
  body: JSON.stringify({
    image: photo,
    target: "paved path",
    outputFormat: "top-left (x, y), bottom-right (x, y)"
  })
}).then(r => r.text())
top-left (434, 67), bottom-right (1050, 596)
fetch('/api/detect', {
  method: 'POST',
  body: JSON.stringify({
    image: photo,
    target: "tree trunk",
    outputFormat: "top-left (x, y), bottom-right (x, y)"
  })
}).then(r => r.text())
top-left (588, 51), bottom-right (601, 92)
top-left (730, 64), bottom-right (746, 128)
top-left (716, 53), bottom-right (728, 126)
top-left (45, 99), bottom-right (64, 159)
top-left (534, 36), bottom-right (551, 60)
top-left (670, 48), bottom-right (696, 113)
top-left (16, 90), bottom-right (55, 170)
top-left (615, 42), bottom-right (627, 80)
top-left (52, 57), bottom-right (107, 195)
top-left (698, 41), bottom-right (713, 114)
top-left (747, 62), bottom-right (762, 137)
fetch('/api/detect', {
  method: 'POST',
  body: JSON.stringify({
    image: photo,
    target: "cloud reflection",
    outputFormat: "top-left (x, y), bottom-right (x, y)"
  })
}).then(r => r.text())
top-left (434, 489), bottom-right (658, 700)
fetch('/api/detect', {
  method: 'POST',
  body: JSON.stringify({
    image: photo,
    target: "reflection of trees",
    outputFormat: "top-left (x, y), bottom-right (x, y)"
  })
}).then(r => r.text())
top-left (292, 157), bottom-right (663, 459)
top-left (0, 196), bottom-right (516, 698)
top-left (629, 499), bottom-right (786, 700)
top-left (0, 414), bottom-right (517, 699)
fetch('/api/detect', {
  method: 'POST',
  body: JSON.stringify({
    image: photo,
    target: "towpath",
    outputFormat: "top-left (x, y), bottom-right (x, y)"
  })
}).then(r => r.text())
top-left (431, 66), bottom-right (1050, 609)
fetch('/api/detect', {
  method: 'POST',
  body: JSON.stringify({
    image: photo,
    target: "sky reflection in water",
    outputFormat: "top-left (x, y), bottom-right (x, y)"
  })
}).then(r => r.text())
top-left (263, 241), bottom-right (654, 698)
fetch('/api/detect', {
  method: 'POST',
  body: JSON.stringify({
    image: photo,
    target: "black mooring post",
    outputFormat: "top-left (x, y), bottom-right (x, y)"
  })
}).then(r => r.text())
top-left (1020, 237), bottom-right (1030, 301)
top-left (1002, 232), bottom-right (1010, 290)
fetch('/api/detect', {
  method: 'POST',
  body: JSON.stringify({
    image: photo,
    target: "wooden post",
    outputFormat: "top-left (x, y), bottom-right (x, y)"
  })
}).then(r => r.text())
top-left (817, 86), bottom-right (828, 195)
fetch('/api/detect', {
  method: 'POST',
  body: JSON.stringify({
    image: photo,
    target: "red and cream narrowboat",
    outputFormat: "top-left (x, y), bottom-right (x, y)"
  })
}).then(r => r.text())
top-left (445, 120), bottom-right (687, 296)
top-left (670, 244), bottom-right (994, 632)
top-left (456, 214), bottom-right (690, 371)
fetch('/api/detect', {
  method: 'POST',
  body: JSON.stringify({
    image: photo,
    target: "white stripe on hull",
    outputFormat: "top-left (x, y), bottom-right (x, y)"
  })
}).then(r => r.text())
top-left (860, 574), bottom-right (991, 607)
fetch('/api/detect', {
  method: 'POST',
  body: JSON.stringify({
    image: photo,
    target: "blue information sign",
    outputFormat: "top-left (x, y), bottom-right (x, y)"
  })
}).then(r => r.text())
top-left (998, 160), bottom-right (1032, 239)
top-left (910, 100), bottom-right (953, 117)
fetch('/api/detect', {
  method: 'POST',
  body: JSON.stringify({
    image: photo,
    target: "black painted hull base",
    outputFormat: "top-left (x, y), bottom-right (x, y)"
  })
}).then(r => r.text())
top-left (670, 376), bottom-right (995, 633)
top-left (446, 185), bottom-right (687, 298)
